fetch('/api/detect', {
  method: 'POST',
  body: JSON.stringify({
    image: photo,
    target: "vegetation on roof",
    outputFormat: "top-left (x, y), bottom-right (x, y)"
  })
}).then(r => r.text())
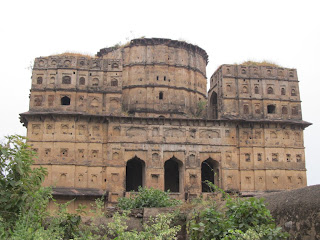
top-left (50, 52), bottom-right (96, 58)
top-left (239, 60), bottom-right (282, 67)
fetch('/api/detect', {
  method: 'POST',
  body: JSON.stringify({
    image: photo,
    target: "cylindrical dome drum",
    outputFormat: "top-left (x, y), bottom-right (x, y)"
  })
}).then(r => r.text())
top-left (98, 38), bottom-right (208, 117)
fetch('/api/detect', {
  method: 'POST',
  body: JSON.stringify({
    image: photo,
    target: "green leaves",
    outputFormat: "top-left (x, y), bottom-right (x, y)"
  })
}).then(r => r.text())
top-left (187, 188), bottom-right (288, 240)
top-left (0, 135), bottom-right (50, 232)
top-left (117, 187), bottom-right (181, 210)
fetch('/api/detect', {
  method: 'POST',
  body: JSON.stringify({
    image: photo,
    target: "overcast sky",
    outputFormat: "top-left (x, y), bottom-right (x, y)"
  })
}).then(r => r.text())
top-left (1, 0), bottom-right (319, 186)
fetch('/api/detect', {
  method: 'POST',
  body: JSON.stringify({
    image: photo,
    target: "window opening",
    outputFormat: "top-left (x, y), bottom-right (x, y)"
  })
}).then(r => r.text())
top-left (62, 76), bottom-right (71, 84)
top-left (111, 79), bottom-right (118, 86)
top-left (254, 86), bottom-right (259, 94)
top-left (159, 92), bottom-right (163, 100)
top-left (79, 77), bottom-right (85, 85)
top-left (267, 105), bottom-right (276, 114)
top-left (37, 77), bottom-right (43, 84)
top-left (61, 96), bottom-right (70, 105)
top-left (267, 87), bottom-right (274, 94)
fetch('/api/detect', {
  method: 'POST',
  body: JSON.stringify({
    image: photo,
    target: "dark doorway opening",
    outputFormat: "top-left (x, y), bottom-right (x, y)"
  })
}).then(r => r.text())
top-left (126, 157), bottom-right (145, 191)
top-left (165, 157), bottom-right (181, 192)
top-left (61, 96), bottom-right (70, 105)
top-left (201, 159), bottom-right (219, 192)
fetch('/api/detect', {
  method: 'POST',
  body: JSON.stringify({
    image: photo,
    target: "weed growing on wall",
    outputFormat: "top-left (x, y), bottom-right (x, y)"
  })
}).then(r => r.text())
top-left (117, 186), bottom-right (181, 210)
top-left (187, 181), bottom-right (289, 240)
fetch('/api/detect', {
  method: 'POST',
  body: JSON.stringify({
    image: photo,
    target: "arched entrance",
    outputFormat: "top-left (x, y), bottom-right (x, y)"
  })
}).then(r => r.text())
top-left (164, 157), bottom-right (182, 192)
top-left (201, 158), bottom-right (219, 192)
top-left (210, 91), bottom-right (218, 119)
top-left (126, 156), bottom-right (145, 191)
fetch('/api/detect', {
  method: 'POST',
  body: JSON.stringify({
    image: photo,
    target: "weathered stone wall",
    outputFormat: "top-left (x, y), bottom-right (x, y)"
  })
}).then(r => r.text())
top-left (20, 38), bottom-right (310, 207)
top-left (31, 56), bottom-right (122, 115)
top-left (261, 185), bottom-right (320, 240)
top-left (208, 65), bottom-right (302, 121)
top-left (100, 38), bottom-right (208, 117)
top-left (26, 114), bottom-right (307, 202)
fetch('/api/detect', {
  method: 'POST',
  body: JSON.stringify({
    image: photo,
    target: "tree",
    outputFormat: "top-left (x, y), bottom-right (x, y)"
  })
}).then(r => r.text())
top-left (0, 135), bottom-right (49, 226)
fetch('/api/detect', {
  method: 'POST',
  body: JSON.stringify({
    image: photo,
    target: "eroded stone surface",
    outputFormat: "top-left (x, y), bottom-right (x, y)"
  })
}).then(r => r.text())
top-left (20, 38), bottom-right (311, 210)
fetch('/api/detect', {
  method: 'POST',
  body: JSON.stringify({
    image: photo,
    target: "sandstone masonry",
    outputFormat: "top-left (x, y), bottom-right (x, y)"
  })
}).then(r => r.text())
top-left (20, 38), bottom-right (311, 210)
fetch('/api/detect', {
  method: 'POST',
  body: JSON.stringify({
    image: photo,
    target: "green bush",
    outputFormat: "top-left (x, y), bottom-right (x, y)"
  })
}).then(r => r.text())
top-left (188, 184), bottom-right (289, 240)
top-left (107, 211), bottom-right (181, 240)
top-left (117, 187), bottom-right (181, 210)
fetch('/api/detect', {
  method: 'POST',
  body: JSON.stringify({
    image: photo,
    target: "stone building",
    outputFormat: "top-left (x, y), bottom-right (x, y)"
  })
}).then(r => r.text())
top-left (20, 38), bottom-right (311, 210)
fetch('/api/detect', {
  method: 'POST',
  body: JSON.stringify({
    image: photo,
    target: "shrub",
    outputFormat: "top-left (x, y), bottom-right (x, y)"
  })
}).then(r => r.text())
top-left (107, 211), bottom-right (181, 240)
top-left (117, 187), bottom-right (181, 210)
top-left (188, 183), bottom-right (289, 240)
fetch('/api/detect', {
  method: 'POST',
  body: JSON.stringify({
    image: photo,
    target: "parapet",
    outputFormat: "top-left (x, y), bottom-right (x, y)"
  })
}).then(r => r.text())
top-left (97, 38), bottom-right (209, 65)
top-left (33, 55), bottom-right (122, 72)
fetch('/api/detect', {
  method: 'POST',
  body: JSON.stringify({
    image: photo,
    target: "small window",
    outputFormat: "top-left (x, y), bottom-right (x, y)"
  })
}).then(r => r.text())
top-left (286, 154), bottom-right (291, 162)
top-left (79, 77), bottom-right (85, 85)
top-left (241, 69), bottom-right (246, 74)
top-left (257, 153), bottom-right (262, 161)
top-left (111, 79), bottom-right (118, 86)
top-left (164, 76), bottom-right (166, 81)
top-left (267, 105), bottom-right (276, 114)
top-left (92, 78), bottom-right (99, 86)
top-left (292, 106), bottom-right (298, 115)
top-left (37, 77), bottom-right (43, 84)
top-left (242, 86), bottom-right (248, 93)
top-left (291, 88), bottom-right (296, 96)
top-left (255, 104), bottom-right (261, 114)
top-left (267, 87), bottom-right (274, 94)
top-left (156, 76), bottom-right (159, 80)
top-left (272, 153), bottom-right (278, 162)
top-left (61, 96), bottom-right (70, 105)
top-left (62, 76), bottom-right (71, 84)
top-left (254, 86), bottom-right (259, 94)
top-left (281, 88), bottom-right (286, 95)
top-left (267, 69), bottom-right (272, 76)
top-left (282, 106), bottom-right (288, 114)
top-left (243, 105), bottom-right (249, 114)
top-left (296, 154), bottom-right (302, 162)
top-left (245, 153), bottom-right (250, 162)
top-left (112, 63), bottom-right (119, 69)
top-left (159, 92), bottom-right (163, 100)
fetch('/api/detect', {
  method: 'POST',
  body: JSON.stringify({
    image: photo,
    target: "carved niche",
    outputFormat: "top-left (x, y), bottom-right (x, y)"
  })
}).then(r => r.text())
top-left (152, 128), bottom-right (159, 137)
top-left (126, 127), bottom-right (147, 138)
top-left (164, 128), bottom-right (185, 137)
top-left (90, 97), bottom-right (99, 108)
top-left (113, 127), bottom-right (121, 136)
top-left (32, 124), bottom-right (41, 135)
top-left (61, 124), bottom-right (70, 134)
top-left (186, 154), bottom-right (198, 168)
top-left (48, 95), bottom-right (54, 107)
top-left (151, 152), bottom-right (161, 168)
top-left (200, 130), bottom-right (220, 139)
top-left (34, 95), bottom-right (43, 106)
top-left (46, 124), bottom-right (54, 134)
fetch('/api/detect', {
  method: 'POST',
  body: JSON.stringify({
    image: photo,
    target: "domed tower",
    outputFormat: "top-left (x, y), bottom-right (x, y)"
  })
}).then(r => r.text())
top-left (97, 38), bottom-right (208, 117)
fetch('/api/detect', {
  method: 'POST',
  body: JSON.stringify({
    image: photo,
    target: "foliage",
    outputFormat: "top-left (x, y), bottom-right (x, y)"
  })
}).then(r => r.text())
top-left (107, 211), bottom-right (181, 240)
top-left (117, 186), bottom-right (181, 210)
top-left (240, 60), bottom-right (281, 68)
top-left (0, 135), bottom-right (48, 225)
top-left (187, 183), bottom-right (289, 240)
top-left (195, 100), bottom-right (207, 117)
